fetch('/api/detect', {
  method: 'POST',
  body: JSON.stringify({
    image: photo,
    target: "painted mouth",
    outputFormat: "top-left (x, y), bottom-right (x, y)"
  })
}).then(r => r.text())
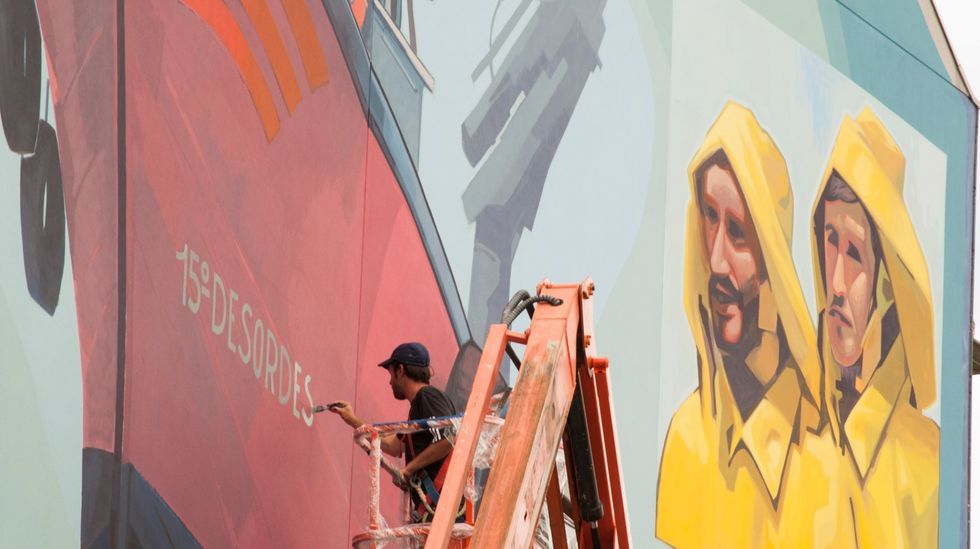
top-left (829, 306), bottom-right (852, 328)
top-left (709, 277), bottom-right (740, 306)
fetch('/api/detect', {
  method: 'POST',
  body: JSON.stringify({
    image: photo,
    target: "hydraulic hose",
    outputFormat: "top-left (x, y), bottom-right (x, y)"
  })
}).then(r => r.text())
top-left (500, 294), bottom-right (562, 327)
top-left (499, 290), bottom-right (563, 370)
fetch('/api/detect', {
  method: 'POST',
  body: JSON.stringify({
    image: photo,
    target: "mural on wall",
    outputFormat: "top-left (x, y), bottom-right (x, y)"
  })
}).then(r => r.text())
top-left (0, 0), bottom-right (972, 547)
top-left (458, 0), bottom-right (607, 343)
top-left (811, 109), bottom-right (938, 546)
top-left (656, 102), bottom-right (825, 546)
top-left (656, 103), bottom-right (938, 547)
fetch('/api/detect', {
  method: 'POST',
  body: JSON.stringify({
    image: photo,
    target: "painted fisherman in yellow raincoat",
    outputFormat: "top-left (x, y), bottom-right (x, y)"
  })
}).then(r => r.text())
top-left (656, 102), bottom-right (834, 547)
top-left (810, 108), bottom-right (938, 547)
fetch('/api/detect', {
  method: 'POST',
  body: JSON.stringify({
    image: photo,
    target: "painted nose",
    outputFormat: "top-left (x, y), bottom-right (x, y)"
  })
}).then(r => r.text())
top-left (831, 249), bottom-right (847, 298)
top-left (709, 226), bottom-right (731, 277)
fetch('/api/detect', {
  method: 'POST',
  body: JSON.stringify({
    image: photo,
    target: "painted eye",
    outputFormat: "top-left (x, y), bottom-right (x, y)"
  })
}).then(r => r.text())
top-left (846, 243), bottom-right (862, 263)
top-left (727, 220), bottom-right (745, 241)
top-left (704, 206), bottom-right (718, 224)
top-left (826, 228), bottom-right (838, 247)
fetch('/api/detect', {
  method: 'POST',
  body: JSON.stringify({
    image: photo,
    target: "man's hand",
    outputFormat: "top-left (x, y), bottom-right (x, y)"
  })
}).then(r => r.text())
top-left (392, 467), bottom-right (411, 491)
top-left (326, 400), bottom-right (353, 418)
top-left (325, 400), bottom-right (363, 428)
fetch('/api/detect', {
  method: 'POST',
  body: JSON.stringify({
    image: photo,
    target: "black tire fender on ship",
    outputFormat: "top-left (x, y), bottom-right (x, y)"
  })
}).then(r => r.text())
top-left (0, 0), bottom-right (42, 154)
top-left (21, 120), bottom-right (65, 315)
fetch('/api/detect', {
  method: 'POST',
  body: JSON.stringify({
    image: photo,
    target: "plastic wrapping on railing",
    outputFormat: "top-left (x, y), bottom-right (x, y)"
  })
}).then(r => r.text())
top-left (463, 416), bottom-right (505, 502)
top-left (352, 399), bottom-right (511, 546)
top-left (353, 415), bottom-right (502, 484)
top-left (488, 390), bottom-right (510, 416)
top-left (369, 434), bottom-right (384, 532)
top-left (473, 416), bottom-right (504, 469)
top-left (351, 523), bottom-right (475, 548)
top-left (354, 416), bottom-right (463, 440)
top-left (356, 435), bottom-right (403, 481)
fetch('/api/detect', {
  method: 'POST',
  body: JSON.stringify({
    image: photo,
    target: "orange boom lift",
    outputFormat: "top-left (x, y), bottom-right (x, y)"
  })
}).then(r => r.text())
top-left (346, 279), bottom-right (632, 548)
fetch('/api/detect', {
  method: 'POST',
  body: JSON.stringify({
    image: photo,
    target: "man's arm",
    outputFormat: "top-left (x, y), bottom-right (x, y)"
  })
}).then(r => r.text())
top-left (328, 401), bottom-right (403, 458)
top-left (403, 438), bottom-right (452, 477)
top-left (381, 435), bottom-right (403, 458)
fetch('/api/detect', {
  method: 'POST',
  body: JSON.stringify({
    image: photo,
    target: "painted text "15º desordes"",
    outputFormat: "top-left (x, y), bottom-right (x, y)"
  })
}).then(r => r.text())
top-left (176, 243), bottom-right (315, 427)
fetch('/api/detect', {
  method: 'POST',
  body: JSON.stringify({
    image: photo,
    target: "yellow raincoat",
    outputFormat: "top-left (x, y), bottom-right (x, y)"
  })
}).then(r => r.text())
top-left (810, 108), bottom-right (938, 548)
top-left (656, 102), bottom-right (836, 548)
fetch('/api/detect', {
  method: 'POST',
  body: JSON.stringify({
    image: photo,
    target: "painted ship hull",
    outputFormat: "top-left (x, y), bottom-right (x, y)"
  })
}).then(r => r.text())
top-left (34, 1), bottom-right (474, 546)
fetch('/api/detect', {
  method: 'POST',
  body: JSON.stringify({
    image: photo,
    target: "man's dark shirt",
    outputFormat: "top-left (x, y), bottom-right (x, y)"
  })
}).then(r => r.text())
top-left (404, 385), bottom-right (457, 481)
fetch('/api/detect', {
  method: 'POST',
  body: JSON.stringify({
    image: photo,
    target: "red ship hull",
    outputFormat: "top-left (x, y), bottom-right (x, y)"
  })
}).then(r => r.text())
top-left (36, 1), bottom-right (467, 546)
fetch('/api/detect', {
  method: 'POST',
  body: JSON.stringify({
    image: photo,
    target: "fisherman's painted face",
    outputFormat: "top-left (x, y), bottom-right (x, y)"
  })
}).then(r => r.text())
top-left (699, 163), bottom-right (764, 351)
top-left (822, 198), bottom-right (877, 367)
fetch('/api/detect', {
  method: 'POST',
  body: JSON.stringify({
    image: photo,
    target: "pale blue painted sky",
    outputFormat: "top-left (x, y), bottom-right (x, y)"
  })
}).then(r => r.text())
top-left (0, 40), bottom-right (81, 546)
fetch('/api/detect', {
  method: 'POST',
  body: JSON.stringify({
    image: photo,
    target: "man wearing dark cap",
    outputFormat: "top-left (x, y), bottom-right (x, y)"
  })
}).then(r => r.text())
top-left (328, 342), bottom-right (457, 513)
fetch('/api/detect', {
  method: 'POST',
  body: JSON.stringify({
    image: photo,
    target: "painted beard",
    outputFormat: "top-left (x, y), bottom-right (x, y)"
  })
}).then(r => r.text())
top-left (708, 275), bottom-right (761, 357)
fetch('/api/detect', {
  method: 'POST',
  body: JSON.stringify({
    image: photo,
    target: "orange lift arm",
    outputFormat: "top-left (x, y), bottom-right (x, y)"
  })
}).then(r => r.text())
top-left (426, 279), bottom-right (631, 549)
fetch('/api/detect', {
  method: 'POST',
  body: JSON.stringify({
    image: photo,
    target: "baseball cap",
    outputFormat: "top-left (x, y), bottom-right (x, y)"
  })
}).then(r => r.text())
top-left (378, 342), bottom-right (430, 370)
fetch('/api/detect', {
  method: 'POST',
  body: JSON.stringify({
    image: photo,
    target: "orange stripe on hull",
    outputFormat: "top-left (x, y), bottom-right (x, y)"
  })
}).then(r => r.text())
top-left (279, 0), bottom-right (329, 90)
top-left (180, 0), bottom-right (280, 141)
top-left (239, 0), bottom-right (302, 113)
top-left (351, 0), bottom-right (367, 28)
